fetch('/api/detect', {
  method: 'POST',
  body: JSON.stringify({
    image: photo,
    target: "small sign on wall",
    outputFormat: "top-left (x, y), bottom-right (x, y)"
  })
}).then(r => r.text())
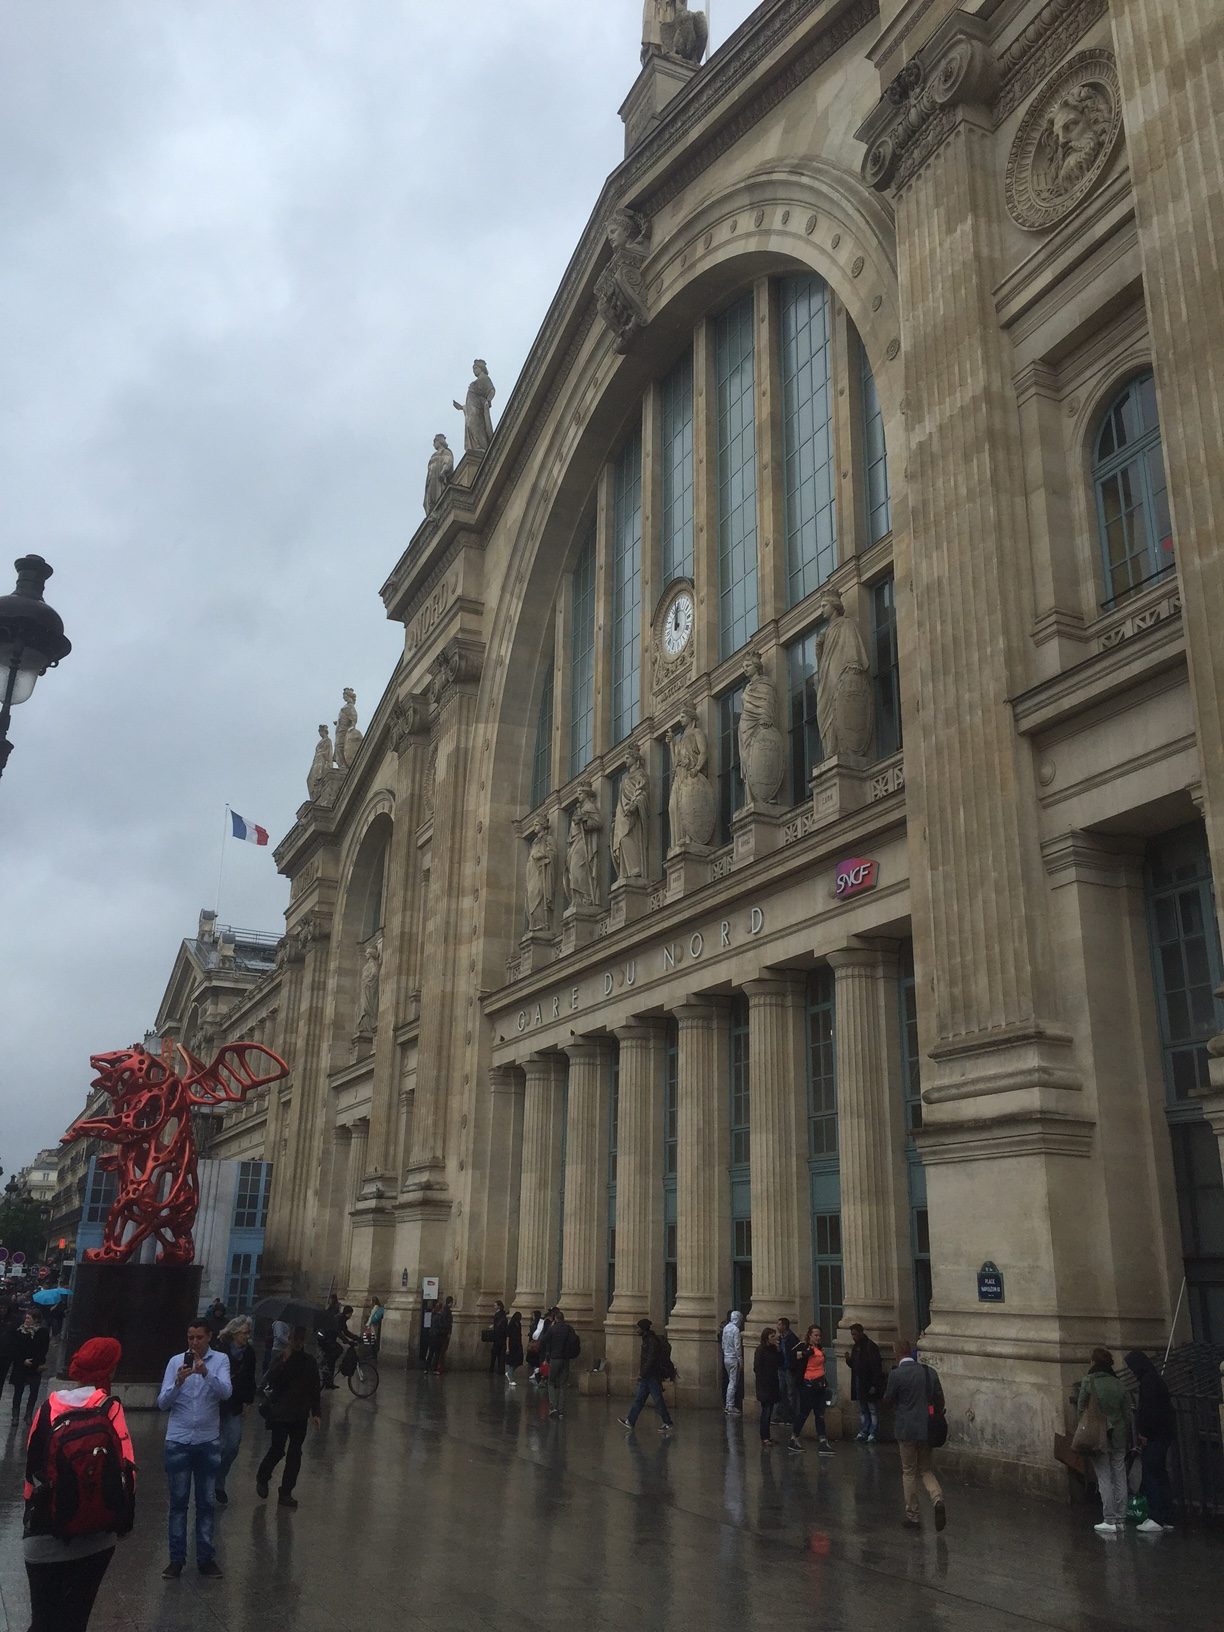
top-left (422, 1275), bottom-right (440, 1301)
top-left (834, 857), bottom-right (879, 900)
top-left (977, 1261), bottom-right (1004, 1302)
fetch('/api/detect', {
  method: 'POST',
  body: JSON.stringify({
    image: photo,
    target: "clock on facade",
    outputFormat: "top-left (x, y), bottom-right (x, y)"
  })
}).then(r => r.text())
top-left (661, 587), bottom-right (694, 657)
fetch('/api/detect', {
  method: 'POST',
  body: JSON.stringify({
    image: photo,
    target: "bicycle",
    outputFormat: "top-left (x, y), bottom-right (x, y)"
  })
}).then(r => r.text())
top-left (342, 1340), bottom-right (380, 1399)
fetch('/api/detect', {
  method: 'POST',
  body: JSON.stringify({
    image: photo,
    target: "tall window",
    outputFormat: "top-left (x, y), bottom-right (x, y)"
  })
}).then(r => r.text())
top-left (715, 297), bottom-right (758, 658)
top-left (780, 276), bottom-right (837, 604)
top-left (899, 946), bottom-right (931, 1334)
top-left (661, 351), bottom-right (695, 583)
top-left (226, 1252), bottom-right (262, 1313)
top-left (807, 970), bottom-right (842, 1340)
top-left (607, 1053), bottom-right (619, 1306)
top-left (569, 529), bottom-right (597, 777)
top-left (1094, 371), bottom-right (1173, 603)
top-left (83, 1161), bottom-right (118, 1225)
top-left (531, 659), bottom-right (554, 808)
top-left (359, 845), bottom-right (386, 943)
top-left (717, 687), bottom-right (745, 844)
top-left (787, 632), bottom-right (821, 802)
top-left (233, 1161), bottom-right (272, 1229)
top-left (871, 574), bottom-right (901, 759)
top-left (860, 340), bottom-right (892, 543)
top-left (659, 736), bottom-right (673, 861)
top-left (663, 1021), bottom-right (678, 1316)
top-left (729, 996), bottom-right (752, 1313)
top-left (611, 428), bottom-right (643, 742)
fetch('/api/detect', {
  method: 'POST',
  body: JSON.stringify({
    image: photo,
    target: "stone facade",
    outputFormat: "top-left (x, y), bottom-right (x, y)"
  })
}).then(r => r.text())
top-left (198, 2), bottom-right (1224, 1495)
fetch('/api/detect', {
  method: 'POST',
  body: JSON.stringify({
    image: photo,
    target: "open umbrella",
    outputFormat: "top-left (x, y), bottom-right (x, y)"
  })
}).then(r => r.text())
top-left (251, 1296), bottom-right (324, 1330)
top-left (32, 1287), bottom-right (72, 1307)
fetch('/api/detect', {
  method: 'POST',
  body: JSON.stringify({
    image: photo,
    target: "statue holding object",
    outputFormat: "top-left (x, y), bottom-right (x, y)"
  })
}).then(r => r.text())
top-left (642, 1), bottom-right (709, 65)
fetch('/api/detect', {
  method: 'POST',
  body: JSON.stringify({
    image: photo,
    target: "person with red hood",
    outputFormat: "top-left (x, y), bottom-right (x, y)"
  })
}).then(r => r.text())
top-left (22, 1336), bottom-right (135, 1632)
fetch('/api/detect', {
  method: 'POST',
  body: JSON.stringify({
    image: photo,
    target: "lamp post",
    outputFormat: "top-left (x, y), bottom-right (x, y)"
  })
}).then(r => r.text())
top-left (0, 555), bottom-right (72, 782)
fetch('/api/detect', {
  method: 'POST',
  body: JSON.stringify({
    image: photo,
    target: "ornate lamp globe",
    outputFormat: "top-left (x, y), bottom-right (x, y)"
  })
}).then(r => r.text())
top-left (0, 555), bottom-right (73, 779)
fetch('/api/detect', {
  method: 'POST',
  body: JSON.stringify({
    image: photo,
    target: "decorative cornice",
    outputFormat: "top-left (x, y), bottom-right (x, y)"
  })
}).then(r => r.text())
top-left (995, 0), bottom-right (1109, 123)
top-left (428, 636), bottom-right (484, 712)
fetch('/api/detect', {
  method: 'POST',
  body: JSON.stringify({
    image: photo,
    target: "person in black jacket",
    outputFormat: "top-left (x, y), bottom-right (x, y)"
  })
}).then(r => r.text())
top-left (845, 1324), bottom-right (884, 1442)
top-left (8, 1312), bottom-right (50, 1422)
top-left (504, 1311), bottom-right (524, 1384)
top-left (753, 1327), bottom-right (783, 1447)
top-left (539, 1308), bottom-right (578, 1417)
top-left (1124, 1349), bottom-right (1176, 1532)
top-left (214, 1318), bottom-right (258, 1505)
top-left (490, 1301), bottom-right (508, 1374)
top-left (617, 1318), bottom-right (675, 1434)
top-left (0, 1299), bottom-right (22, 1406)
top-left (256, 1328), bottom-right (322, 1509)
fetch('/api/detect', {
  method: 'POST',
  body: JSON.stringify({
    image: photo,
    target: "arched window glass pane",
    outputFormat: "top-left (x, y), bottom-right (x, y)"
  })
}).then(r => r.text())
top-left (569, 529), bottom-right (597, 777)
top-left (611, 427), bottom-right (642, 743)
top-left (860, 339), bottom-right (891, 544)
top-left (531, 658), bottom-right (553, 808)
top-left (1093, 372), bottom-right (1173, 602)
top-left (360, 845), bottom-right (386, 942)
top-left (780, 276), bottom-right (836, 603)
top-left (715, 296), bottom-right (758, 658)
top-left (661, 351), bottom-right (694, 583)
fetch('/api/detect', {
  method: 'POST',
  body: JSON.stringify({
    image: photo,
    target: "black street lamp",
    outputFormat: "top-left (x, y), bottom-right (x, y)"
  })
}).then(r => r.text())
top-left (0, 555), bottom-right (72, 782)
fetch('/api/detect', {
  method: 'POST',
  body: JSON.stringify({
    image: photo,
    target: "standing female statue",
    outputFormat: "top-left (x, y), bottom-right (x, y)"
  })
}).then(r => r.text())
top-left (815, 590), bottom-right (874, 759)
top-left (668, 705), bottom-right (716, 848)
top-left (453, 359), bottom-right (496, 455)
top-left (334, 688), bottom-right (363, 771)
top-left (564, 783), bottom-right (604, 908)
top-left (611, 746), bottom-right (650, 882)
top-left (525, 823), bottom-right (556, 933)
top-left (307, 724), bottom-right (333, 801)
top-left (356, 939), bottom-right (381, 1034)
top-left (423, 433), bottom-right (454, 513)
top-left (737, 651), bottom-right (786, 804)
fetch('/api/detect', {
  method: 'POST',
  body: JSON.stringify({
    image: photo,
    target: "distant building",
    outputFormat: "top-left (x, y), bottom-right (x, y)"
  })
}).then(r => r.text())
top-left (15, 1149), bottom-right (59, 1207)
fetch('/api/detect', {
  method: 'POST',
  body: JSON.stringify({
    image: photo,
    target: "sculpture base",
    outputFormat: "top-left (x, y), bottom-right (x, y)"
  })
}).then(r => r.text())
top-left (606, 879), bottom-right (652, 930)
top-left (561, 904), bottom-right (603, 955)
top-left (665, 842), bottom-right (713, 901)
top-left (810, 755), bottom-right (872, 830)
top-left (517, 930), bottom-right (559, 974)
top-left (64, 1263), bottom-right (204, 1400)
top-left (732, 801), bottom-right (786, 865)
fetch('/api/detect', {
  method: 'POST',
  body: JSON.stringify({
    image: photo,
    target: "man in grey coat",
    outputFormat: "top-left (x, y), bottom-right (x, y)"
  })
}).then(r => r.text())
top-left (881, 1340), bottom-right (946, 1531)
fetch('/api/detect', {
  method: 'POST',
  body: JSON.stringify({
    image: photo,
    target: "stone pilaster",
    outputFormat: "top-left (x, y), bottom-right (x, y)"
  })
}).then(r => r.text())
top-left (475, 1065), bottom-right (525, 1316)
top-left (605, 1020), bottom-right (667, 1389)
top-left (559, 1039), bottom-right (611, 1349)
top-left (667, 1000), bottom-right (726, 1397)
top-left (827, 948), bottom-right (900, 1350)
top-left (743, 977), bottom-right (804, 1328)
top-left (513, 1054), bottom-right (567, 1311)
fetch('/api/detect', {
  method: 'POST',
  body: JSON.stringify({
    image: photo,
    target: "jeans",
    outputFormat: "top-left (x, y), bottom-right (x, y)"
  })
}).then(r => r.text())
top-left (217, 1411), bottom-right (244, 1492)
top-left (626, 1375), bottom-right (674, 1428)
top-left (724, 1361), bottom-right (741, 1411)
top-left (791, 1380), bottom-right (828, 1441)
top-left (164, 1437), bottom-right (220, 1564)
top-left (758, 1401), bottom-right (775, 1443)
top-left (1091, 1447), bottom-right (1128, 1525)
top-left (26, 1545), bottom-right (114, 1632)
top-left (1140, 1435), bottom-right (1174, 1526)
top-left (899, 1439), bottom-right (943, 1520)
top-left (778, 1369), bottom-right (799, 1423)
top-left (257, 1419), bottom-right (309, 1496)
top-left (10, 1369), bottom-right (42, 1418)
top-left (546, 1359), bottom-right (570, 1412)
top-left (857, 1399), bottom-right (880, 1438)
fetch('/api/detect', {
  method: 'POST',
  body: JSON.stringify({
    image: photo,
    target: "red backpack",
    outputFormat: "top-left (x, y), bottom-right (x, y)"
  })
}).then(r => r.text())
top-left (26, 1396), bottom-right (135, 1541)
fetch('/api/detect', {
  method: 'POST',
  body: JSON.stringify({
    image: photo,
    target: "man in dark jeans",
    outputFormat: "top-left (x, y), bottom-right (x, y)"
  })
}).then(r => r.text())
top-left (1124, 1349), bottom-right (1177, 1532)
top-left (539, 1307), bottom-right (578, 1417)
top-left (617, 1318), bottom-right (675, 1434)
top-left (8, 1312), bottom-right (50, 1422)
top-left (845, 1323), bottom-right (885, 1442)
top-left (775, 1318), bottom-right (800, 1425)
top-left (426, 1296), bottom-right (454, 1373)
top-left (256, 1327), bottom-right (322, 1509)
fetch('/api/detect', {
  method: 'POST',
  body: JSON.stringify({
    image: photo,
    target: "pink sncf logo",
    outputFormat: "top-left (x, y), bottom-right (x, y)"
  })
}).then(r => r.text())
top-left (834, 857), bottom-right (879, 900)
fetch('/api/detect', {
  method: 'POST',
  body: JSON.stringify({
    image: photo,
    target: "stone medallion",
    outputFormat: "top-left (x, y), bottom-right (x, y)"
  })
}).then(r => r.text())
top-left (1004, 50), bottom-right (1123, 232)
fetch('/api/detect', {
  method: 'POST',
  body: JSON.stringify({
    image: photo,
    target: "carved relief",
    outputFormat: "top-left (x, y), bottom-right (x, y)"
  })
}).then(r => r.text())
top-left (595, 208), bottom-right (651, 354)
top-left (428, 639), bottom-right (483, 709)
top-left (1004, 51), bottom-right (1122, 231)
top-left (525, 820), bottom-right (557, 932)
top-left (389, 694), bottom-right (428, 756)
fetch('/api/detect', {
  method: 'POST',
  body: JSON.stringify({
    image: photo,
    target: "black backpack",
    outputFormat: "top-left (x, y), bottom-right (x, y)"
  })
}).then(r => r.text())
top-left (563, 1327), bottom-right (582, 1362)
top-left (656, 1335), bottom-right (678, 1383)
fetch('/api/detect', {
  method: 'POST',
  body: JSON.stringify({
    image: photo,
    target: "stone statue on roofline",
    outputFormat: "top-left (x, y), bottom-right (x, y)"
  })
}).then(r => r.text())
top-left (453, 359), bottom-right (496, 456)
top-left (334, 688), bottom-right (364, 771)
top-left (424, 433), bottom-right (453, 513)
top-left (642, 1), bottom-right (709, 66)
top-left (307, 723), bottom-right (333, 800)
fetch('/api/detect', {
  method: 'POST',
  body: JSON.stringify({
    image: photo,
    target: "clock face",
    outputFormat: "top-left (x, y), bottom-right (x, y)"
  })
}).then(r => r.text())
top-left (662, 590), bottom-right (694, 657)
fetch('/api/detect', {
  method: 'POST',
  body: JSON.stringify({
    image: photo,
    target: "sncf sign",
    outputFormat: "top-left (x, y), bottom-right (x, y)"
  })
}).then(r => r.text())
top-left (834, 857), bottom-right (879, 900)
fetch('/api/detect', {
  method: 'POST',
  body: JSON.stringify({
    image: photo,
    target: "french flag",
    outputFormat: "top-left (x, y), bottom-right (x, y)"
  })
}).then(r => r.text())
top-left (230, 810), bottom-right (269, 846)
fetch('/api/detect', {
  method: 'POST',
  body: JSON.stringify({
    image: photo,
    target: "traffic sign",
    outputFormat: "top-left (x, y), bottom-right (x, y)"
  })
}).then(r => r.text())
top-left (11, 1252), bottom-right (26, 1266)
top-left (0, 1248), bottom-right (8, 1262)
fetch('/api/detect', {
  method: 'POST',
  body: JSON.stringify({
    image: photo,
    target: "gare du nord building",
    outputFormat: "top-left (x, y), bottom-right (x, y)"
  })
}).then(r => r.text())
top-left (194, 1), bottom-right (1224, 1493)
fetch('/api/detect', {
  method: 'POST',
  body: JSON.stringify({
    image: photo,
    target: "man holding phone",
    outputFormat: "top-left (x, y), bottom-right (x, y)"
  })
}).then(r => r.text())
top-left (156, 1320), bottom-right (232, 1579)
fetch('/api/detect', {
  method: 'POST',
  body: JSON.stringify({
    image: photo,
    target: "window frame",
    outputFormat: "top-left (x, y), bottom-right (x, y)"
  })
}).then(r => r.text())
top-left (1091, 370), bottom-right (1173, 606)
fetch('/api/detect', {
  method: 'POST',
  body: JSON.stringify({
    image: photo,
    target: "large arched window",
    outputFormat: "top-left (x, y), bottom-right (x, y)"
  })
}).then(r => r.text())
top-left (1093, 372), bottom-right (1173, 602)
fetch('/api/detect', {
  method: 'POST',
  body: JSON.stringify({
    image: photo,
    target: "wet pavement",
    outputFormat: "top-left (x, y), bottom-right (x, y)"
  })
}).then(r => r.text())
top-left (1, 1370), bottom-right (1216, 1631)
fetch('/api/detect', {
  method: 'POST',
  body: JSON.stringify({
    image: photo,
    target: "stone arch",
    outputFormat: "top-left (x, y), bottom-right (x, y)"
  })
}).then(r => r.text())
top-left (329, 796), bottom-right (394, 1055)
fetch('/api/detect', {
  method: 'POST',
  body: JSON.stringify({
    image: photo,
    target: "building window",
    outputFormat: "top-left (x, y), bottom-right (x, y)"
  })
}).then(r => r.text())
top-left (717, 687), bottom-right (745, 844)
top-left (780, 276), bottom-right (837, 604)
top-left (83, 1162), bottom-right (117, 1225)
top-left (661, 350), bottom-right (695, 584)
top-left (233, 1161), bottom-right (272, 1229)
top-left (659, 735), bottom-right (673, 862)
top-left (530, 658), bottom-right (553, 808)
top-left (811, 1212), bottom-right (844, 1341)
top-left (607, 1053), bottom-right (619, 1307)
top-left (359, 845), bottom-right (386, 943)
top-left (226, 1252), bottom-right (262, 1313)
top-left (611, 427), bottom-right (643, 743)
top-left (899, 944), bottom-right (931, 1334)
top-left (569, 528), bottom-right (597, 777)
top-left (715, 296), bottom-right (759, 659)
top-left (871, 574), bottom-right (901, 759)
top-left (663, 1020), bottom-right (678, 1317)
top-left (1093, 371), bottom-right (1173, 603)
top-left (806, 969), bottom-right (836, 1159)
top-left (787, 631), bottom-right (821, 803)
top-left (860, 339), bottom-right (891, 544)
top-left (729, 995), bottom-right (751, 1313)
top-left (807, 969), bottom-right (842, 1339)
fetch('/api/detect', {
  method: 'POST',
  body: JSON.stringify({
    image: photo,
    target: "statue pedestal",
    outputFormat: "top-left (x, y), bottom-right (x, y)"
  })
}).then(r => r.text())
top-left (665, 842), bottom-right (713, 901)
top-left (732, 801), bottom-right (787, 865)
top-left (64, 1262), bottom-right (203, 1408)
top-left (606, 879), bottom-right (652, 930)
top-left (351, 1031), bottom-right (374, 1062)
top-left (517, 930), bottom-right (559, 974)
top-left (810, 755), bottom-right (872, 830)
top-left (620, 52), bottom-right (700, 155)
top-left (561, 904), bottom-right (604, 955)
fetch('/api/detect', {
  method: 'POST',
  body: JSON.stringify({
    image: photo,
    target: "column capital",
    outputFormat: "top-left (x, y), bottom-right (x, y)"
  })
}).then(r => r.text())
top-left (613, 1019), bottom-right (668, 1046)
top-left (488, 1064), bottom-right (523, 1096)
top-left (672, 998), bottom-right (722, 1025)
top-left (564, 1036), bottom-right (613, 1066)
top-left (522, 1052), bottom-right (567, 1085)
top-left (742, 973), bottom-right (804, 1004)
top-left (825, 944), bottom-right (882, 974)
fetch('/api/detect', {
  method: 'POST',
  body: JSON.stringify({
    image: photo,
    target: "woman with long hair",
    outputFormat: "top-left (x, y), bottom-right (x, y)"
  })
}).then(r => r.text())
top-left (214, 1316), bottom-right (257, 1504)
top-left (753, 1327), bottom-right (783, 1448)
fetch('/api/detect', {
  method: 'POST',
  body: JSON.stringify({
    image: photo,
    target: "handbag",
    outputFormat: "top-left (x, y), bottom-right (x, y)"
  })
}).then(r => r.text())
top-left (924, 1365), bottom-right (948, 1449)
top-left (1072, 1387), bottom-right (1108, 1455)
top-left (480, 1327), bottom-right (495, 1343)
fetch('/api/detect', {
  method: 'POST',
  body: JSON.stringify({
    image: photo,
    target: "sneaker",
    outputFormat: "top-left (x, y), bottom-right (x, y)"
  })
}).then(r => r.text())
top-left (213, 1487), bottom-right (228, 1505)
top-left (658, 1423), bottom-right (674, 1434)
top-left (198, 1559), bottom-right (223, 1578)
top-left (1162, 1524), bottom-right (1176, 1532)
top-left (787, 1438), bottom-right (802, 1452)
top-left (866, 1434), bottom-right (877, 1443)
top-left (256, 1478), bottom-right (269, 1500)
top-left (818, 1440), bottom-right (835, 1455)
top-left (277, 1493), bottom-right (299, 1509)
top-left (855, 1432), bottom-right (869, 1442)
top-left (934, 1500), bottom-right (947, 1532)
top-left (760, 1439), bottom-right (773, 1449)
top-left (1093, 1521), bottom-right (1118, 1535)
top-left (617, 1417), bottom-right (634, 1429)
top-left (162, 1561), bottom-right (184, 1579)
top-left (549, 1408), bottom-right (560, 1418)
top-left (1136, 1518), bottom-right (1165, 1534)
top-left (726, 1407), bottom-right (741, 1417)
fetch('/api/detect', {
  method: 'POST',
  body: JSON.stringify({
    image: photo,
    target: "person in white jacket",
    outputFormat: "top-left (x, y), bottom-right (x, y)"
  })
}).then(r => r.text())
top-left (721, 1312), bottom-right (744, 1415)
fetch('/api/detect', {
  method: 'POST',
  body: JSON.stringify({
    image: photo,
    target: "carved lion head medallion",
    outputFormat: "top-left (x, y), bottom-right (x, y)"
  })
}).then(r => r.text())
top-left (1005, 49), bottom-right (1123, 232)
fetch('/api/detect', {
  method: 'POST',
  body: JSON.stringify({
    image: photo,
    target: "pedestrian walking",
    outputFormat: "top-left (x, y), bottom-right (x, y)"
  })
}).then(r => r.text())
top-left (505, 1310), bottom-right (524, 1384)
top-left (9, 1310), bottom-right (51, 1422)
top-left (0, 1296), bottom-right (21, 1404)
top-left (214, 1317), bottom-right (257, 1505)
top-left (156, 1317), bottom-right (232, 1578)
top-left (317, 1293), bottom-right (342, 1389)
top-left (490, 1300), bottom-right (508, 1374)
top-left (787, 1325), bottom-right (835, 1453)
top-left (881, 1339), bottom-right (946, 1531)
top-left (845, 1323), bottom-right (884, 1442)
top-left (428, 1295), bottom-right (455, 1373)
top-left (1124, 1349), bottom-right (1176, 1534)
top-left (1076, 1347), bottom-right (1133, 1536)
top-left (721, 1311), bottom-right (744, 1415)
top-left (775, 1317), bottom-right (800, 1424)
top-left (206, 1297), bottom-right (228, 1334)
top-left (255, 1326), bottom-right (322, 1509)
top-left (753, 1328), bottom-right (783, 1448)
top-left (364, 1296), bottom-right (385, 1356)
top-left (526, 1308), bottom-right (544, 1380)
top-left (21, 1337), bottom-right (135, 1632)
top-left (617, 1318), bottom-right (676, 1434)
top-left (539, 1307), bottom-right (580, 1417)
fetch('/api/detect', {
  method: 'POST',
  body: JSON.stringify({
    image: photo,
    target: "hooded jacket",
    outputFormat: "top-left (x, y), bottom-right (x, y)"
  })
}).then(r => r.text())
top-left (721, 1314), bottom-right (744, 1367)
top-left (1124, 1350), bottom-right (1175, 1440)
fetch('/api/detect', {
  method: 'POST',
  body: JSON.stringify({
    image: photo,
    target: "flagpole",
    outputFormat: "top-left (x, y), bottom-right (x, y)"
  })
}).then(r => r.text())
top-left (215, 804), bottom-right (230, 917)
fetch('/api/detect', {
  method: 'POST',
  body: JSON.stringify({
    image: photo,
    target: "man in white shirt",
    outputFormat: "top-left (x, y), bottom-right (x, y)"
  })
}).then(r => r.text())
top-left (721, 1312), bottom-right (744, 1415)
top-left (157, 1319), bottom-right (232, 1579)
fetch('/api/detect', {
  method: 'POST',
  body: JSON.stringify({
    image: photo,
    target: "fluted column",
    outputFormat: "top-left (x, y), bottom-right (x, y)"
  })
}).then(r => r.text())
top-left (667, 1000), bottom-right (725, 1394)
top-left (605, 1021), bottom-right (666, 1387)
top-left (828, 947), bottom-right (899, 1350)
top-left (559, 1039), bottom-right (611, 1345)
top-left (743, 977), bottom-right (804, 1326)
top-left (476, 1066), bottom-right (525, 1315)
top-left (513, 1054), bottom-right (566, 1311)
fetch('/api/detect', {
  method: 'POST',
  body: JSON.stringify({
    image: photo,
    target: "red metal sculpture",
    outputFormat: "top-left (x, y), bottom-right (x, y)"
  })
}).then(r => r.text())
top-left (62, 1038), bottom-right (289, 1266)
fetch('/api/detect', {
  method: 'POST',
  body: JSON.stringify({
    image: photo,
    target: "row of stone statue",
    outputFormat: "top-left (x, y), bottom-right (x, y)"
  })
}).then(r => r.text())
top-left (526, 592), bottom-right (874, 930)
top-left (423, 360), bottom-right (496, 513)
top-left (306, 688), bottom-right (364, 800)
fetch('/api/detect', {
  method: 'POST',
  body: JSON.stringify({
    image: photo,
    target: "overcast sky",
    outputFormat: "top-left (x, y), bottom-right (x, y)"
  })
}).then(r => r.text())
top-left (0, 2), bottom-right (761, 1172)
